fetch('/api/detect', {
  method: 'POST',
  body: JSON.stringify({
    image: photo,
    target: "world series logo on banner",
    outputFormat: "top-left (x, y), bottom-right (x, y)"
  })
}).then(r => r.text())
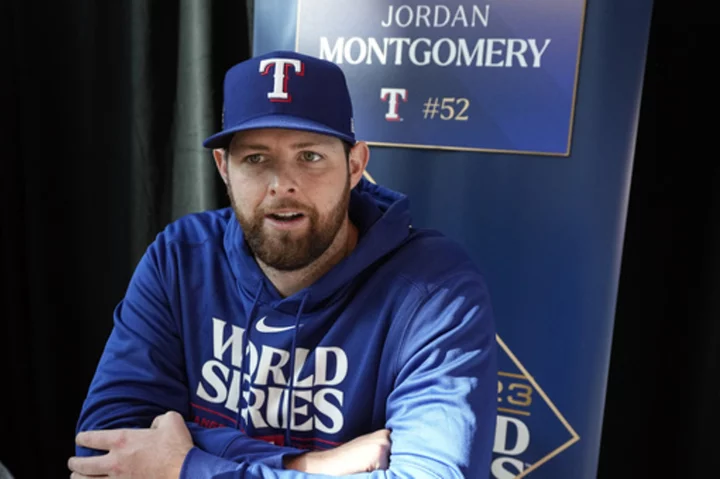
top-left (295, 0), bottom-right (587, 156)
top-left (492, 336), bottom-right (579, 478)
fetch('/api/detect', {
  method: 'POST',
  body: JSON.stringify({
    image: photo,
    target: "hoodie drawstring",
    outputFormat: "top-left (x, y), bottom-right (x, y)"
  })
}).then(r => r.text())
top-left (284, 292), bottom-right (309, 446)
top-left (239, 281), bottom-right (264, 432)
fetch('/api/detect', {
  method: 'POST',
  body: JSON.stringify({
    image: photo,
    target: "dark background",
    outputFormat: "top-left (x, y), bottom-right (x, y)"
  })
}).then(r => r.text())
top-left (1, 0), bottom-right (716, 478)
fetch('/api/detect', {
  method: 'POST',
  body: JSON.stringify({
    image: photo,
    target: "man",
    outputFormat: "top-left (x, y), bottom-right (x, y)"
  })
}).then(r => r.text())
top-left (69, 50), bottom-right (498, 478)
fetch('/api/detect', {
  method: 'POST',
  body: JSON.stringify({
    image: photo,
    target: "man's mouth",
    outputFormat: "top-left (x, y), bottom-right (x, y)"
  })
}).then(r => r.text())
top-left (265, 212), bottom-right (305, 223)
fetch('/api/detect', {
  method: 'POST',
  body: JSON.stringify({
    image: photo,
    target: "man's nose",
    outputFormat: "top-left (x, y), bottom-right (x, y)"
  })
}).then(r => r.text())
top-left (268, 164), bottom-right (298, 196)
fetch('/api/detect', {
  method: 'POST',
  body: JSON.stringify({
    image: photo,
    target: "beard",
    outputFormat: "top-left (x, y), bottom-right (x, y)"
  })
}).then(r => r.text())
top-left (228, 174), bottom-right (351, 271)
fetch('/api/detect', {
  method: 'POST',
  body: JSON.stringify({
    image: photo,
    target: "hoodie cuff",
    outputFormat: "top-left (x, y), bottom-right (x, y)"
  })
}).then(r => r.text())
top-left (180, 447), bottom-right (242, 478)
top-left (180, 446), bottom-right (303, 478)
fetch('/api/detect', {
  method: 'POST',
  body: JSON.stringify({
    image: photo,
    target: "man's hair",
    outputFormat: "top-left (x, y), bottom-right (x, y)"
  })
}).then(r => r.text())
top-left (222, 140), bottom-right (354, 163)
top-left (341, 141), bottom-right (353, 160)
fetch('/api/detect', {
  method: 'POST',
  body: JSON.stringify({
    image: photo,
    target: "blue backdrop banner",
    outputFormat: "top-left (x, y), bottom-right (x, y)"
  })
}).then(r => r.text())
top-left (253, 0), bottom-right (653, 476)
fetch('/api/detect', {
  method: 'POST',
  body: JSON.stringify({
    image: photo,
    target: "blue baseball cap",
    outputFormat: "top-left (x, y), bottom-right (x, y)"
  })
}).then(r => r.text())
top-left (203, 50), bottom-right (356, 149)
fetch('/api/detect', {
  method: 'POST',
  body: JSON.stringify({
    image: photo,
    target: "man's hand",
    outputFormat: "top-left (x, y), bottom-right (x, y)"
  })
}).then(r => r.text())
top-left (284, 429), bottom-right (391, 476)
top-left (68, 411), bottom-right (193, 479)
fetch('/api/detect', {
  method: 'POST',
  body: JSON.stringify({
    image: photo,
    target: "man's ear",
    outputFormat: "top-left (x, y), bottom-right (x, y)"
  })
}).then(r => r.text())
top-left (348, 141), bottom-right (370, 188)
top-left (212, 149), bottom-right (228, 184)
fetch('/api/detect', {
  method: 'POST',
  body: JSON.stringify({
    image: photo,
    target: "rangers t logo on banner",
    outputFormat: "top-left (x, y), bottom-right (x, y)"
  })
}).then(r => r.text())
top-left (295, 0), bottom-right (587, 156)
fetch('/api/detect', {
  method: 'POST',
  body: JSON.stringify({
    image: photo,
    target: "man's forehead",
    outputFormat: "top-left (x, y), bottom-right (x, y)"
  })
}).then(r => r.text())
top-left (230, 128), bottom-right (342, 150)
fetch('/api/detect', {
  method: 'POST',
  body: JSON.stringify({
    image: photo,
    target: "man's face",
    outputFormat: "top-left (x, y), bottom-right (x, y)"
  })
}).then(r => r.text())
top-left (221, 128), bottom-right (353, 271)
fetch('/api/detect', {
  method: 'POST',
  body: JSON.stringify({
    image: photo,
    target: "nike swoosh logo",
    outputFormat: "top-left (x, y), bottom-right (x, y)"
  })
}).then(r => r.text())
top-left (255, 316), bottom-right (296, 333)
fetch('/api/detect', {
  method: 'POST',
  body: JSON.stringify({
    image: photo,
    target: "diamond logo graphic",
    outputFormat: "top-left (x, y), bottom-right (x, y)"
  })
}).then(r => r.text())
top-left (492, 335), bottom-right (580, 478)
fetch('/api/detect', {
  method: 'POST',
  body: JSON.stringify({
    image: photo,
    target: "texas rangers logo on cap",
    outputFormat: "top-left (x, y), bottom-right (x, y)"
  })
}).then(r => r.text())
top-left (259, 58), bottom-right (305, 103)
top-left (202, 50), bottom-right (356, 149)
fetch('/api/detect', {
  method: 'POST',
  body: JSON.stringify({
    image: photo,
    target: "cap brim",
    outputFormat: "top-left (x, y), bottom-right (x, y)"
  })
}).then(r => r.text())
top-left (202, 115), bottom-right (355, 149)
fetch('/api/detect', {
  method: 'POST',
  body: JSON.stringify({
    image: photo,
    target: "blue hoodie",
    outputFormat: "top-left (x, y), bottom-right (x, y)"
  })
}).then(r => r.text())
top-left (76, 178), bottom-right (498, 478)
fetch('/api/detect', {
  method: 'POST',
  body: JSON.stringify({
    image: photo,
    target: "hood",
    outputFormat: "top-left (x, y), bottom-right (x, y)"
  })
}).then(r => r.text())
top-left (223, 177), bottom-right (412, 315)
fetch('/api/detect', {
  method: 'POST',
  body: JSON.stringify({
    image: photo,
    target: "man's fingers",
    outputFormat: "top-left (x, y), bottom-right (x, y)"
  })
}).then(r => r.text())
top-left (165, 410), bottom-right (185, 424)
top-left (151, 410), bottom-right (183, 429)
top-left (377, 454), bottom-right (389, 471)
top-left (75, 429), bottom-right (128, 451)
top-left (372, 429), bottom-right (391, 471)
top-left (151, 415), bottom-right (162, 429)
top-left (163, 411), bottom-right (188, 433)
top-left (67, 454), bottom-right (115, 476)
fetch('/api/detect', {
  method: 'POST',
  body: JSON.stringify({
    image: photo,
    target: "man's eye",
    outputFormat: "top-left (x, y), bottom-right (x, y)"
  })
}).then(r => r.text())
top-left (245, 154), bottom-right (264, 164)
top-left (301, 151), bottom-right (322, 162)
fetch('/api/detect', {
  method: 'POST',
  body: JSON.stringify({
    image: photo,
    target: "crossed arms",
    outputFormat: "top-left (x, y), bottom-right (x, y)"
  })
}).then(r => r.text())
top-left (70, 249), bottom-right (498, 478)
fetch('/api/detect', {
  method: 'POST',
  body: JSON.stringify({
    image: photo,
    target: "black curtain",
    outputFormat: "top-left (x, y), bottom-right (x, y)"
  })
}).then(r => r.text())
top-left (597, 3), bottom-right (719, 477)
top-left (1, 1), bottom-right (717, 478)
top-left (1, 1), bottom-right (249, 478)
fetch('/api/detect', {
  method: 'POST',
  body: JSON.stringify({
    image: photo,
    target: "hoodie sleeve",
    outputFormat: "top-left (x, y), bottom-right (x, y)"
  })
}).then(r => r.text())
top-left (74, 239), bottom-right (305, 469)
top-left (179, 272), bottom-right (498, 479)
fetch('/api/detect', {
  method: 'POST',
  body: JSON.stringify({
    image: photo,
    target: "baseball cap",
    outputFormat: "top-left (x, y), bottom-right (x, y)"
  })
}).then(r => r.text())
top-left (202, 50), bottom-right (356, 149)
